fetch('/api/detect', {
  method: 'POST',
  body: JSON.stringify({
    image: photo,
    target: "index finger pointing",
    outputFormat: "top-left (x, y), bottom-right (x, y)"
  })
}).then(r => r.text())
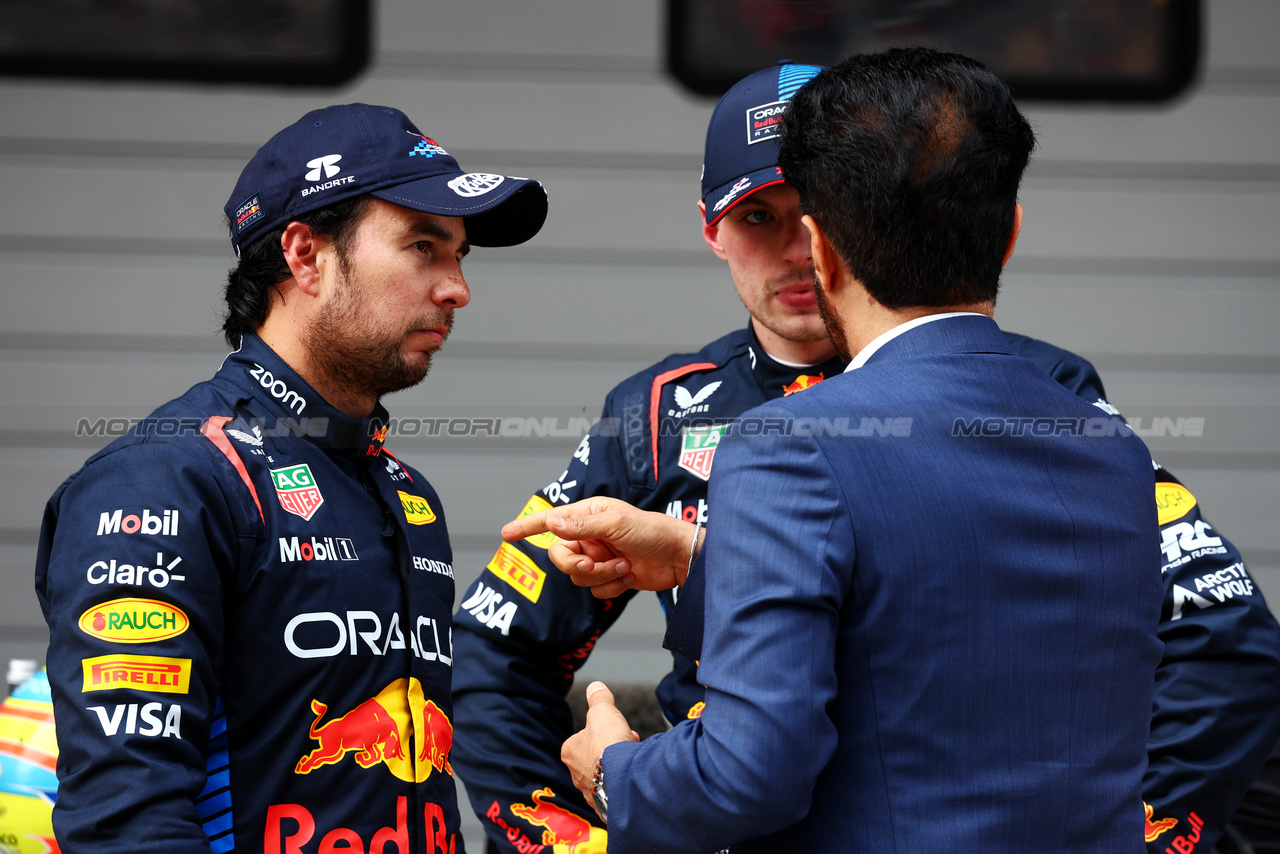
top-left (501, 508), bottom-right (558, 542)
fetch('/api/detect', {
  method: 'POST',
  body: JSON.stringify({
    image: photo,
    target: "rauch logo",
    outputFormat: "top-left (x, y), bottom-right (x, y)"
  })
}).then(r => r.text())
top-left (78, 598), bottom-right (189, 643)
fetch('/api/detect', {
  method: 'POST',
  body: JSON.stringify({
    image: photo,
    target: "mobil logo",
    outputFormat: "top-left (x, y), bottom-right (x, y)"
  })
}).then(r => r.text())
top-left (97, 508), bottom-right (179, 537)
top-left (278, 536), bottom-right (358, 563)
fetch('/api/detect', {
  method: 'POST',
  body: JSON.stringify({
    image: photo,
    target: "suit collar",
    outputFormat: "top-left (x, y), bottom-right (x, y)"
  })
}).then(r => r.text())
top-left (848, 313), bottom-right (1014, 370)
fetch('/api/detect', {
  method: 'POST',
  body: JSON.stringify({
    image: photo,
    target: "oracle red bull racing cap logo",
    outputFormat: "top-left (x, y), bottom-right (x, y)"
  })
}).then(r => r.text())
top-left (295, 677), bottom-right (453, 784)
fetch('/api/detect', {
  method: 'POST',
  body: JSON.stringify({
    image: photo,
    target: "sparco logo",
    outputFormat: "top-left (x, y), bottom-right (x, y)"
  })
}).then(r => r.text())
top-left (622, 392), bottom-right (647, 475)
top-left (98, 508), bottom-right (179, 537)
top-left (278, 536), bottom-right (358, 563)
top-left (250, 363), bottom-right (306, 414)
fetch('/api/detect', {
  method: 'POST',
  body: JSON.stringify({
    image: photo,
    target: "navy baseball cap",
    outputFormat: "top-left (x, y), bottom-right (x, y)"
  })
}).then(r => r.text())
top-left (701, 61), bottom-right (823, 225)
top-left (225, 103), bottom-right (548, 255)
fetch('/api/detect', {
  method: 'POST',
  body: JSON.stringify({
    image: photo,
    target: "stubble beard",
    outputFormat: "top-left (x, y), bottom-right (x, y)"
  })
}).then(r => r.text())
top-left (303, 264), bottom-right (452, 404)
top-left (812, 271), bottom-right (852, 363)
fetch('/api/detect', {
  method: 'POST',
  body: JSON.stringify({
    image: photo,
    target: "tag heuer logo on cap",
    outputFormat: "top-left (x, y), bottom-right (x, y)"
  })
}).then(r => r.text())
top-left (271, 463), bottom-right (324, 520)
top-left (678, 424), bottom-right (726, 481)
top-left (448, 173), bottom-right (505, 197)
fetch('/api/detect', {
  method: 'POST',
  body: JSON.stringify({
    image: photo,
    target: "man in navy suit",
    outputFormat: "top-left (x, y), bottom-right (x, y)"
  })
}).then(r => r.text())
top-left (504, 48), bottom-right (1165, 853)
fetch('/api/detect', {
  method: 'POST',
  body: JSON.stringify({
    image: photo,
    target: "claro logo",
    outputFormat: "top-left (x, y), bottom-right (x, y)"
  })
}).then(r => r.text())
top-left (249, 363), bottom-right (306, 414)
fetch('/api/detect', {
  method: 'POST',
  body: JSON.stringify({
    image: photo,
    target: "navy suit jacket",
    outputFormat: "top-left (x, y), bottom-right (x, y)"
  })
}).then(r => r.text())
top-left (604, 315), bottom-right (1164, 853)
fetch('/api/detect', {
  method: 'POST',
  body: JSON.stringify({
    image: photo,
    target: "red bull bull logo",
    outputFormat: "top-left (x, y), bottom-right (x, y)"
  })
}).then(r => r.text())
top-left (510, 787), bottom-right (607, 852)
top-left (295, 678), bottom-right (453, 784)
top-left (418, 698), bottom-right (453, 776)
top-left (1144, 802), bottom-right (1178, 842)
top-left (782, 372), bottom-right (825, 396)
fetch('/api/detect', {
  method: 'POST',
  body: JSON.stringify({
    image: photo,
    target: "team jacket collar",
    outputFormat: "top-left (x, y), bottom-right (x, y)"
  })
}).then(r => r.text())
top-left (218, 333), bottom-right (388, 456)
top-left (744, 322), bottom-right (847, 396)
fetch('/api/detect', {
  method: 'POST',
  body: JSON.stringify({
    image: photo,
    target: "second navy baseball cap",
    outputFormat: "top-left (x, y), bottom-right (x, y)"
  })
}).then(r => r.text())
top-left (701, 61), bottom-right (823, 225)
top-left (226, 103), bottom-right (548, 255)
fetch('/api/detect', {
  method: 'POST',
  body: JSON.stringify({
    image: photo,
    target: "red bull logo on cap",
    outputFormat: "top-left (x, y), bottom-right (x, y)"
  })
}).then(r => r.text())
top-left (295, 677), bottom-right (453, 783)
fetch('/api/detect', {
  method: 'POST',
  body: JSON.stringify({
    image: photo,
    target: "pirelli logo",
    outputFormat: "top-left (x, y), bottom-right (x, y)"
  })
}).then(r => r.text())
top-left (82, 654), bottom-right (192, 694)
top-left (487, 542), bottom-right (546, 603)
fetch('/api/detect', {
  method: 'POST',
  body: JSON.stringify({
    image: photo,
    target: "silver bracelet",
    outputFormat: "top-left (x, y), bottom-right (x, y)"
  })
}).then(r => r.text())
top-left (683, 517), bottom-right (702, 586)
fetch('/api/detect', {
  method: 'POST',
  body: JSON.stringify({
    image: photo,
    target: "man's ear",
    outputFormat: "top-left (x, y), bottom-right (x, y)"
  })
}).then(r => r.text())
top-left (281, 221), bottom-right (325, 296)
top-left (803, 214), bottom-right (841, 294)
top-left (1002, 203), bottom-right (1023, 268)
top-left (698, 201), bottom-right (729, 262)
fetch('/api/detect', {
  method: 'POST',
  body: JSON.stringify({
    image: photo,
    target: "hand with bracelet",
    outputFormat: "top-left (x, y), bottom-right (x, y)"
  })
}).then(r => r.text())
top-left (501, 496), bottom-right (704, 598)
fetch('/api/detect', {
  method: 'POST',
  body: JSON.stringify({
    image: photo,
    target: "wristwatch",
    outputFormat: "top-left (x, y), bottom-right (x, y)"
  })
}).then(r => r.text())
top-left (591, 755), bottom-right (609, 823)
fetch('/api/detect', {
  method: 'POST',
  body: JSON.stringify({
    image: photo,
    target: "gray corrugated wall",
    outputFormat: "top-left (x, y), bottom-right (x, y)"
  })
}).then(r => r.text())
top-left (2, 1), bottom-right (1277, 848)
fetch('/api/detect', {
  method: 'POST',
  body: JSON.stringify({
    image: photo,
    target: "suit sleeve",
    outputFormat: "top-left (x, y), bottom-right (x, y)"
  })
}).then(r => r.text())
top-left (33, 439), bottom-right (247, 853)
top-left (1026, 343), bottom-right (1280, 852)
top-left (451, 407), bottom-right (638, 853)
top-left (603, 408), bottom-right (850, 854)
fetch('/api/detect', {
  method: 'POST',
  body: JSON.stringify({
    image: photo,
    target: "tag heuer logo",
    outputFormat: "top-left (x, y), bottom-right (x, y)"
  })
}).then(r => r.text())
top-left (271, 463), bottom-right (324, 521)
top-left (678, 424), bottom-right (726, 481)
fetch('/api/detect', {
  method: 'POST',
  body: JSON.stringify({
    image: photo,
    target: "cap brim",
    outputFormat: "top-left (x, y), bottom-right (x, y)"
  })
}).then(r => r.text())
top-left (371, 175), bottom-right (548, 247)
top-left (702, 166), bottom-right (786, 226)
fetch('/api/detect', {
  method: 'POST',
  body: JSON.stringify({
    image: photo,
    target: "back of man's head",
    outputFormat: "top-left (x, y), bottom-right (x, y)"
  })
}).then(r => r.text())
top-left (779, 48), bottom-right (1035, 309)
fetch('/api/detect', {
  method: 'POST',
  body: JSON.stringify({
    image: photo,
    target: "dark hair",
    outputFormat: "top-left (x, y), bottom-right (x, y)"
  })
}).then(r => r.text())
top-left (778, 48), bottom-right (1035, 308)
top-left (221, 196), bottom-right (372, 347)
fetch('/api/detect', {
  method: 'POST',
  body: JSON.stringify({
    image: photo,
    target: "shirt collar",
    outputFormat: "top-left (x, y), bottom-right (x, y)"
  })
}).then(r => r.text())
top-left (844, 312), bottom-right (987, 373)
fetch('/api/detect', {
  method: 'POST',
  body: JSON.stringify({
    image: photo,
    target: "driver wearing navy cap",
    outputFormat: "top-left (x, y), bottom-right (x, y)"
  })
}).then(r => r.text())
top-left (35, 103), bottom-right (547, 853)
